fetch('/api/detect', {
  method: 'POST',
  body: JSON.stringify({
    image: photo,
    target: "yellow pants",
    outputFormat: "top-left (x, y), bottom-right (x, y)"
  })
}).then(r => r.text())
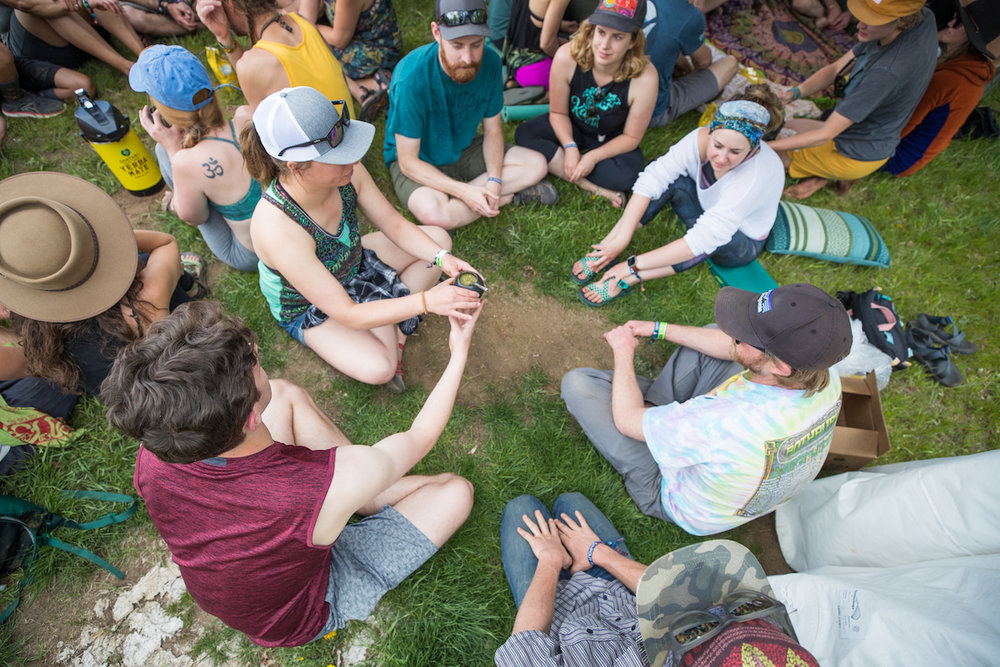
top-left (788, 140), bottom-right (888, 180)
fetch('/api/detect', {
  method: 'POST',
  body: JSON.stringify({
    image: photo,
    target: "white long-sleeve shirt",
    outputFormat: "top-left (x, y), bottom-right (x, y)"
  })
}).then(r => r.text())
top-left (632, 128), bottom-right (783, 257)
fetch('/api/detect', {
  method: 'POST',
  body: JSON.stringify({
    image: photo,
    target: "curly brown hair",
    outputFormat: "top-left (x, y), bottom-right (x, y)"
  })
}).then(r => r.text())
top-left (569, 20), bottom-right (649, 83)
top-left (10, 279), bottom-right (148, 394)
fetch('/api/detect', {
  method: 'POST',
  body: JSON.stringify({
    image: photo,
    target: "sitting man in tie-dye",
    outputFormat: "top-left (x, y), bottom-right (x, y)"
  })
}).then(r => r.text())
top-left (562, 283), bottom-right (852, 535)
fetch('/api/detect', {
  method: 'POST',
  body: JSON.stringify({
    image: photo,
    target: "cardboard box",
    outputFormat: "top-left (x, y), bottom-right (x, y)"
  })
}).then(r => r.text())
top-left (823, 372), bottom-right (891, 472)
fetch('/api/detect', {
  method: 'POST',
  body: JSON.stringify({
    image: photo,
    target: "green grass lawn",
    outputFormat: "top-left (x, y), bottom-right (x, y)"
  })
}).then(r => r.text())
top-left (1, 4), bottom-right (998, 665)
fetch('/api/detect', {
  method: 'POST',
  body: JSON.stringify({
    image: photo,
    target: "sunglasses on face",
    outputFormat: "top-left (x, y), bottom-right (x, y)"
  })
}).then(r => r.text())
top-left (669, 591), bottom-right (795, 666)
top-left (437, 8), bottom-right (487, 27)
top-left (277, 100), bottom-right (351, 157)
top-left (735, 338), bottom-right (766, 353)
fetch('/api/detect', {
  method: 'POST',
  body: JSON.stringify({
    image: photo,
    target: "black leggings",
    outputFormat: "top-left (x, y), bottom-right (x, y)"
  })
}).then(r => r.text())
top-left (513, 114), bottom-right (644, 193)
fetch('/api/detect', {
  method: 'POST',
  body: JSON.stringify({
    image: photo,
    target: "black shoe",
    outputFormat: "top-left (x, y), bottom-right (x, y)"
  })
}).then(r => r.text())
top-left (512, 179), bottom-right (558, 205)
top-left (1, 92), bottom-right (65, 118)
top-left (906, 326), bottom-right (962, 387)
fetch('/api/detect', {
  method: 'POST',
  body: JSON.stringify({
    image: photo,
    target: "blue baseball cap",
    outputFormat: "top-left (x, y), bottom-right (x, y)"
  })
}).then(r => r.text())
top-left (129, 45), bottom-right (216, 111)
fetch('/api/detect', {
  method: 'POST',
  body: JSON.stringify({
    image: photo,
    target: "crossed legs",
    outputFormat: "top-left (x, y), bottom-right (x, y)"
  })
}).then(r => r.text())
top-left (301, 226), bottom-right (450, 385)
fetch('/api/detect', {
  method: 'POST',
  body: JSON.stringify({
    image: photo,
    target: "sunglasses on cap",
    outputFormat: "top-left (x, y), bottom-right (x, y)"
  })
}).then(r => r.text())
top-left (278, 99), bottom-right (351, 157)
top-left (668, 591), bottom-right (795, 666)
top-left (437, 8), bottom-right (487, 27)
top-left (735, 338), bottom-right (766, 353)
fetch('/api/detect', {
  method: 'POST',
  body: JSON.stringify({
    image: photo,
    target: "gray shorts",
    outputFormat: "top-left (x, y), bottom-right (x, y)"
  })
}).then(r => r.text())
top-left (650, 69), bottom-right (721, 128)
top-left (388, 134), bottom-right (513, 209)
top-left (313, 504), bottom-right (437, 638)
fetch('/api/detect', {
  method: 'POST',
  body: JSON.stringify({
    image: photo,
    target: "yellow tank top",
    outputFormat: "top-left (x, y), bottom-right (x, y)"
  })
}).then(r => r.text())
top-left (254, 13), bottom-right (356, 119)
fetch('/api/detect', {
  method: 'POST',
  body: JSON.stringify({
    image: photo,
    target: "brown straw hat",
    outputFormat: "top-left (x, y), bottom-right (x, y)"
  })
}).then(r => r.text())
top-left (0, 172), bottom-right (137, 323)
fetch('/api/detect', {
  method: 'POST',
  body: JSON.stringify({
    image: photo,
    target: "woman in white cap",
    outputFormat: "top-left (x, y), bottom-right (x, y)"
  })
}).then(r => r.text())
top-left (513, 0), bottom-right (658, 207)
top-left (0, 172), bottom-right (188, 411)
top-left (572, 98), bottom-right (784, 307)
top-left (243, 86), bottom-right (482, 392)
top-left (132, 44), bottom-right (260, 273)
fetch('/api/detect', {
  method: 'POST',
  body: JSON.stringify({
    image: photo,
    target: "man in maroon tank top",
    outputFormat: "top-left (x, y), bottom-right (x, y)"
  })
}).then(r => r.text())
top-left (101, 300), bottom-right (481, 647)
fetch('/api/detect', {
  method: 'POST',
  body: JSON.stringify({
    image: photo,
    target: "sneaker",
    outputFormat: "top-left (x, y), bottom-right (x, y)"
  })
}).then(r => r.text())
top-left (512, 179), bottom-right (558, 206)
top-left (1, 92), bottom-right (65, 119)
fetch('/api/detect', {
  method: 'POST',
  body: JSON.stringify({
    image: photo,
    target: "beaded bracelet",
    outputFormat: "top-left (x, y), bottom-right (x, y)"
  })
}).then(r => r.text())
top-left (487, 176), bottom-right (502, 186)
top-left (217, 30), bottom-right (238, 54)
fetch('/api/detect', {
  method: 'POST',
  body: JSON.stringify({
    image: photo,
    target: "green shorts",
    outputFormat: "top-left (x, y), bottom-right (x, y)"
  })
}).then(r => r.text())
top-left (389, 134), bottom-right (511, 208)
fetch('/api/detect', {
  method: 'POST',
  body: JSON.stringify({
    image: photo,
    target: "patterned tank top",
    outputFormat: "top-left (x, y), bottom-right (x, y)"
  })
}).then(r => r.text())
top-left (258, 179), bottom-right (364, 324)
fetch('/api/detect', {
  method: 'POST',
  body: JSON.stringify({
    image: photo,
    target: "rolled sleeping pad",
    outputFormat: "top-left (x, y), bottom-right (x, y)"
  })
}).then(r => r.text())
top-left (501, 104), bottom-right (549, 122)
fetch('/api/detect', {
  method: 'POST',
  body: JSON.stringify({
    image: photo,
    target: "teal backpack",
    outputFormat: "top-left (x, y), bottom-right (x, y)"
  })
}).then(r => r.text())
top-left (0, 490), bottom-right (136, 622)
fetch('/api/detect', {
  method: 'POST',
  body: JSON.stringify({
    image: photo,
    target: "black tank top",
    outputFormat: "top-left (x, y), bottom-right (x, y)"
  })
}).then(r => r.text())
top-left (568, 66), bottom-right (631, 145)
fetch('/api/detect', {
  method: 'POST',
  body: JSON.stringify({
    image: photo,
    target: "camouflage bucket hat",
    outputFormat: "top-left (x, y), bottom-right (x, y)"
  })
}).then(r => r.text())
top-left (636, 540), bottom-right (793, 667)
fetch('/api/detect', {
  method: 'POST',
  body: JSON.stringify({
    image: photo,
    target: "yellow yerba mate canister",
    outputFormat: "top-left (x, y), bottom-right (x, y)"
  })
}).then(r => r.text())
top-left (74, 89), bottom-right (164, 197)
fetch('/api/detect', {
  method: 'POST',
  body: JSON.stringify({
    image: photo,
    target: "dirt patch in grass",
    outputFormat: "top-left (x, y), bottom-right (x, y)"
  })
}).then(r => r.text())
top-left (404, 279), bottom-right (620, 401)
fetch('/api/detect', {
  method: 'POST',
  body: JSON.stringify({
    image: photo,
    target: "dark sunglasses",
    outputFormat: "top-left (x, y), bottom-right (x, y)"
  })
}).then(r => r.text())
top-left (735, 338), bottom-right (766, 353)
top-left (278, 100), bottom-right (351, 157)
top-left (437, 8), bottom-right (487, 27)
top-left (669, 591), bottom-right (795, 666)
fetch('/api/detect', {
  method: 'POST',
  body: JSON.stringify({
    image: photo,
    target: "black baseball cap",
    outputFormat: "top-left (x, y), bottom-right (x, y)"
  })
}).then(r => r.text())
top-left (714, 284), bottom-right (851, 371)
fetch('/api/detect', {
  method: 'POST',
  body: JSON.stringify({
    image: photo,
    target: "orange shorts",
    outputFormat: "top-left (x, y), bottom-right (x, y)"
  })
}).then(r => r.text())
top-left (788, 140), bottom-right (888, 180)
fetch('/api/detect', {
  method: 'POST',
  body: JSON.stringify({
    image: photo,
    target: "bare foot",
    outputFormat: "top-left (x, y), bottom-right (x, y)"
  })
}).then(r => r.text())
top-left (591, 187), bottom-right (625, 208)
top-left (784, 177), bottom-right (829, 200)
top-left (160, 190), bottom-right (173, 212)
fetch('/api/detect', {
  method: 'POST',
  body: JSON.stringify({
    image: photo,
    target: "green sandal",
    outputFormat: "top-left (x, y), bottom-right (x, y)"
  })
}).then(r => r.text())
top-left (577, 276), bottom-right (633, 308)
top-left (571, 255), bottom-right (611, 286)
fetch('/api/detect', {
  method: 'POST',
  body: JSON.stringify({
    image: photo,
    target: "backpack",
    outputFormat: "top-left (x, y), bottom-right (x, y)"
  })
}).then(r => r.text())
top-left (837, 288), bottom-right (912, 370)
top-left (0, 490), bottom-right (136, 622)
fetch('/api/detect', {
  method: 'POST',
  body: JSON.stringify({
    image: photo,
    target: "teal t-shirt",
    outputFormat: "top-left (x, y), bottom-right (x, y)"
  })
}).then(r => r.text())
top-left (383, 42), bottom-right (503, 166)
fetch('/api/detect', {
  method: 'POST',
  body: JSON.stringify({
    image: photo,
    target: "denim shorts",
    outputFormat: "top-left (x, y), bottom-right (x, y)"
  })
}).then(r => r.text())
top-left (279, 305), bottom-right (330, 344)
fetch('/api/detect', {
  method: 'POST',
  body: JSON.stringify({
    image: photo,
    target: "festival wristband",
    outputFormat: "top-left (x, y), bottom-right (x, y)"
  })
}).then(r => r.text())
top-left (791, 87), bottom-right (801, 101)
top-left (487, 176), bottom-right (502, 186)
top-left (433, 248), bottom-right (450, 268)
top-left (563, 142), bottom-right (578, 150)
top-left (587, 540), bottom-right (601, 566)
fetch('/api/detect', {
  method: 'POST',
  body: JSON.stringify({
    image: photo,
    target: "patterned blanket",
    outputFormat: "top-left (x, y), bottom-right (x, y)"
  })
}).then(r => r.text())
top-left (706, 0), bottom-right (856, 87)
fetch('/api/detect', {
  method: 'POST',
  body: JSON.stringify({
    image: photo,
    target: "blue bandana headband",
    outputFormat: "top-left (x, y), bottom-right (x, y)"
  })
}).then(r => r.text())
top-left (709, 100), bottom-right (770, 149)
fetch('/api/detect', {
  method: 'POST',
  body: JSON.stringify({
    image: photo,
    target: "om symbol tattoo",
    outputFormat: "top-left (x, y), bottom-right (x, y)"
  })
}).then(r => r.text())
top-left (203, 157), bottom-right (224, 179)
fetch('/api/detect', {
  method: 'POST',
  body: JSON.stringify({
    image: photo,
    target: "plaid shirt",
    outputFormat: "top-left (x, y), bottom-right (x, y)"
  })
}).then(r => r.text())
top-left (495, 572), bottom-right (649, 667)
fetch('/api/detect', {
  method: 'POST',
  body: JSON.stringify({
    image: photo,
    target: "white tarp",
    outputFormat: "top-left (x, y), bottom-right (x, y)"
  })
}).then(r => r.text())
top-left (769, 450), bottom-right (1000, 666)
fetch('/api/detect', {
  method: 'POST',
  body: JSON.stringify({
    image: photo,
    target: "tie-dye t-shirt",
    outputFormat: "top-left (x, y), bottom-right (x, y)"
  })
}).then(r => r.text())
top-left (642, 370), bottom-right (842, 536)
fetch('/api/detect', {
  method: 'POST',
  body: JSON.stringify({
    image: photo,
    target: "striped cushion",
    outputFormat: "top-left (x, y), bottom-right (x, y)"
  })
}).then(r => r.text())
top-left (766, 201), bottom-right (890, 268)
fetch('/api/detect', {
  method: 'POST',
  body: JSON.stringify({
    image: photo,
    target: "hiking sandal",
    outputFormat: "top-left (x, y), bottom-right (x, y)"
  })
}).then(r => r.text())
top-left (906, 326), bottom-right (962, 387)
top-left (180, 251), bottom-right (209, 300)
top-left (577, 276), bottom-right (633, 308)
top-left (911, 314), bottom-right (978, 355)
top-left (373, 68), bottom-right (392, 92)
top-left (359, 86), bottom-right (388, 122)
